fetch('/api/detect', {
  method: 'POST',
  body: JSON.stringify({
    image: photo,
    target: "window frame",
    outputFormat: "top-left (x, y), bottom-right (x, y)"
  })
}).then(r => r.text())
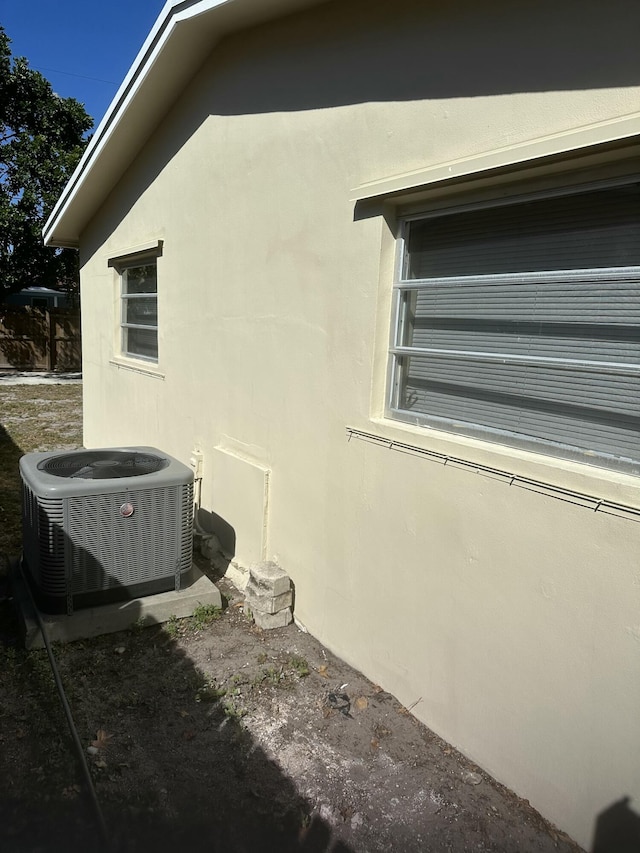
top-left (108, 242), bottom-right (163, 365)
top-left (388, 176), bottom-right (640, 476)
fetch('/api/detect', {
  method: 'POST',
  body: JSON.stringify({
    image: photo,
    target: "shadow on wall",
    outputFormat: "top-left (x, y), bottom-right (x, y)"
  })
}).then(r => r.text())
top-left (200, 0), bottom-right (640, 112)
top-left (196, 505), bottom-right (236, 566)
top-left (84, 0), bottom-right (640, 262)
top-left (591, 797), bottom-right (640, 853)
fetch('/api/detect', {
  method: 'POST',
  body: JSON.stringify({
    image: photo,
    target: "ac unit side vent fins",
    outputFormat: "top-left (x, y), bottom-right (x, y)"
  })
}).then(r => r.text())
top-left (20, 447), bottom-right (194, 614)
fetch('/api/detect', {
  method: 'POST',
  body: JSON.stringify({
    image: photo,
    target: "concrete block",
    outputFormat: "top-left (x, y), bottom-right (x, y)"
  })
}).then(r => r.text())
top-left (13, 564), bottom-right (222, 649)
top-left (224, 560), bottom-right (250, 591)
top-left (251, 607), bottom-right (293, 630)
top-left (245, 588), bottom-right (293, 615)
top-left (248, 561), bottom-right (291, 597)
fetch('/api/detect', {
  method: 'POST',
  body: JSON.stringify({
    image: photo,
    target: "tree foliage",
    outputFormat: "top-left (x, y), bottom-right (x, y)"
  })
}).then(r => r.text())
top-left (0, 27), bottom-right (92, 298)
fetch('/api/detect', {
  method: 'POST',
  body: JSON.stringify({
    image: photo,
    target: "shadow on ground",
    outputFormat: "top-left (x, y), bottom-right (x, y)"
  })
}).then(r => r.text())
top-left (0, 420), bottom-right (345, 852)
top-left (1, 381), bottom-right (625, 853)
top-left (0, 605), bottom-right (349, 852)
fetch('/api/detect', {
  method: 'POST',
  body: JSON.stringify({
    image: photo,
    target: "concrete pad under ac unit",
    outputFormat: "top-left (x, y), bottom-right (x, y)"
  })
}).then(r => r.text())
top-left (12, 562), bottom-right (222, 649)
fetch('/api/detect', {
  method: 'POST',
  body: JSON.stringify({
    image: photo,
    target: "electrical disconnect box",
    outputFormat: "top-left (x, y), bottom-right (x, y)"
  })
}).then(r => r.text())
top-left (189, 450), bottom-right (203, 479)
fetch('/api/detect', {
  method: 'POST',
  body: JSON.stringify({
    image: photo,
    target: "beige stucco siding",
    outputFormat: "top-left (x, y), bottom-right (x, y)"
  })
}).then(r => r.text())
top-left (78, 0), bottom-right (640, 847)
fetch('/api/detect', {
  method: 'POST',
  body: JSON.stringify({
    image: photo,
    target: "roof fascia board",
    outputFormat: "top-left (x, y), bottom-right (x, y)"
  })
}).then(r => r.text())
top-left (43, 0), bottom-right (203, 246)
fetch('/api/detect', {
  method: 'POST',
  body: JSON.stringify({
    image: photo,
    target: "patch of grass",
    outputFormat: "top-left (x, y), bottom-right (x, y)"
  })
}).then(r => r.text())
top-left (195, 684), bottom-right (226, 703)
top-left (299, 810), bottom-right (312, 831)
top-left (222, 700), bottom-right (247, 722)
top-left (0, 383), bottom-right (83, 558)
top-left (191, 603), bottom-right (221, 631)
top-left (266, 666), bottom-right (284, 685)
top-left (164, 614), bottom-right (180, 639)
top-left (0, 643), bottom-right (19, 673)
top-left (288, 655), bottom-right (310, 678)
top-left (131, 615), bottom-right (148, 634)
top-left (252, 655), bottom-right (309, 689)
top-left (254, 665), bottom-right (285, 687)
top-left (185, 669), bottom-right (208, 692)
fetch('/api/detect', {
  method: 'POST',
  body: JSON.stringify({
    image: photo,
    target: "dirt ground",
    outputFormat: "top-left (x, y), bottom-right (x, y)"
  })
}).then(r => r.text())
top-left (0, 378), bottom-right (585, 853)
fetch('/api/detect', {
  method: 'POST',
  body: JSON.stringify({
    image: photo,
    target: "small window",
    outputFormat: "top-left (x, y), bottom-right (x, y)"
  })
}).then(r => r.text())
top-left (109, 243), bottom-right (162, 363)
top-left (389, 181), bottom-right (640, 474)
top-left (120, 262), bottom-right (158, 361)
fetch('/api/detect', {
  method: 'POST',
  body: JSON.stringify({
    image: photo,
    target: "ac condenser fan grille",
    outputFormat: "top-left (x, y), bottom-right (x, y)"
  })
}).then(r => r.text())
top-left (38, 450), bottom-right (169, 480)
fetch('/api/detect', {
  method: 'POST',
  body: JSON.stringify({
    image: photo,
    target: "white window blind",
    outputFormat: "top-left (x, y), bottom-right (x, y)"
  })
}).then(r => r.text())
top-left (121, 263), bottom-right (158, 361)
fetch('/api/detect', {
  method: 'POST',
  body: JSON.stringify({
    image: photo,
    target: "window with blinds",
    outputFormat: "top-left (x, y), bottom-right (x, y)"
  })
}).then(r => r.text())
top-left (121, 262), bottom-right (158, 361)
top-left (390, 181), bottom-right (640, 474)
top-left (109, 246), bottom-right (162, 364)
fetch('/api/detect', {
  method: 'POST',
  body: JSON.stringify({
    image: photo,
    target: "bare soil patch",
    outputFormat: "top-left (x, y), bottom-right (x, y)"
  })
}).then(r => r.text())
top-left (0, 381), bottom-right (583, 852)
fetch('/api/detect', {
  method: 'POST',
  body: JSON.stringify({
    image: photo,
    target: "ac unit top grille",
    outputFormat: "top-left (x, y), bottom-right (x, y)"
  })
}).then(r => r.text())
top-left (38, 450), bottom-right (169, 480)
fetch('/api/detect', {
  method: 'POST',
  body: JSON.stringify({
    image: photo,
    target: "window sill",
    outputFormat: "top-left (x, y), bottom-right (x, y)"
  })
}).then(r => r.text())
top-left (109, 357), bottom-right (165, 380)
top-left (352, 417), bottom-right (640, 516)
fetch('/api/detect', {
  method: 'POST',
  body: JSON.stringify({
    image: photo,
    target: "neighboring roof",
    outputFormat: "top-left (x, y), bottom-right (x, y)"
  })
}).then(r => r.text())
top-left (16, 287), bottom-right (66, 295)
top-left (43, 0), bottom-right (322, 249)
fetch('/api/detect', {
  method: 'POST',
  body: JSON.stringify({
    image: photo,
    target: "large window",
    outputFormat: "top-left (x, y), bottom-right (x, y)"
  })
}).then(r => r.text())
top-left (389, 180), bottom-right (640, 474)
top-left (119, 260), bottom-right (158, 362)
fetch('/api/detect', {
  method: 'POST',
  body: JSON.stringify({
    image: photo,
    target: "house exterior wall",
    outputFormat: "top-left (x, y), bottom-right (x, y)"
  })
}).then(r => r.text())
top-left (77, 0), bottom-right (640, 846)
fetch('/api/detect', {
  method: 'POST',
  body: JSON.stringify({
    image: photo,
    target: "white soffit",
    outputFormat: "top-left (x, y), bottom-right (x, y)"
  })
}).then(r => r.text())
top-left (43, 0), bottom-right (324, 248)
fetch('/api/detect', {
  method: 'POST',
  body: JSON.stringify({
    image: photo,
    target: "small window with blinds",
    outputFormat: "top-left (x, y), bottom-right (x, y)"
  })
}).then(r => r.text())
top-left (109, 243), bottom-right (162, 364)
top-left (120, 262), bottom-right (158, 361)
top-left (389, 181), bottom-right (640, 474)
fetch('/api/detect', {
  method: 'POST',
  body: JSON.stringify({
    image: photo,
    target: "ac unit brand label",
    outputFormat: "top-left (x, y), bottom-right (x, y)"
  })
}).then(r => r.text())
top-left (119, 502), bottom-right (135, 518)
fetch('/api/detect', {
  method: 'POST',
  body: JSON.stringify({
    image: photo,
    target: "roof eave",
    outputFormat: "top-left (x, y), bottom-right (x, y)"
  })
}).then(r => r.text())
top-left (43, 0), bottom-right (322, 248)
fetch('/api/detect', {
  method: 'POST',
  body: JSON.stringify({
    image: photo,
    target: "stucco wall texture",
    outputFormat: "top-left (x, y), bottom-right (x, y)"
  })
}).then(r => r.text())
top-left (77, 0), bottom-right (640, 847)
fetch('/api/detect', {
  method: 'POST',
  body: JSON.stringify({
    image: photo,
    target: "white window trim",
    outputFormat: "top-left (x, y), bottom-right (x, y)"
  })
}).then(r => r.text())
top-left (351, 134), bottom-right (640, 492)
top-left (108, 241), bottom-right (163, 365)
top-left (387, 176), bottom-right (640, 477)
top-left (350, 114), bottom-right (640, 203)
top-left (108, 356), bottom-right (166, 379)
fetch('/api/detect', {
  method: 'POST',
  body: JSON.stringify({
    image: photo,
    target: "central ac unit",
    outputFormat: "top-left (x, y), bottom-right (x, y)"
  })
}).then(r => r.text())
top-left (20, 446), bottom-right (194, 614)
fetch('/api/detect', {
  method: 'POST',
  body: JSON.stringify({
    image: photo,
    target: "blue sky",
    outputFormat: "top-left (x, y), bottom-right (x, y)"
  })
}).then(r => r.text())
top-left (0, 0), bottom-right (165, 130)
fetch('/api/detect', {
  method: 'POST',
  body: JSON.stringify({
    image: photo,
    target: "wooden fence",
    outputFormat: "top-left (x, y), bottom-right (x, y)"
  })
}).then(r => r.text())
top-left (0, 306), bottom-right (81, 372)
